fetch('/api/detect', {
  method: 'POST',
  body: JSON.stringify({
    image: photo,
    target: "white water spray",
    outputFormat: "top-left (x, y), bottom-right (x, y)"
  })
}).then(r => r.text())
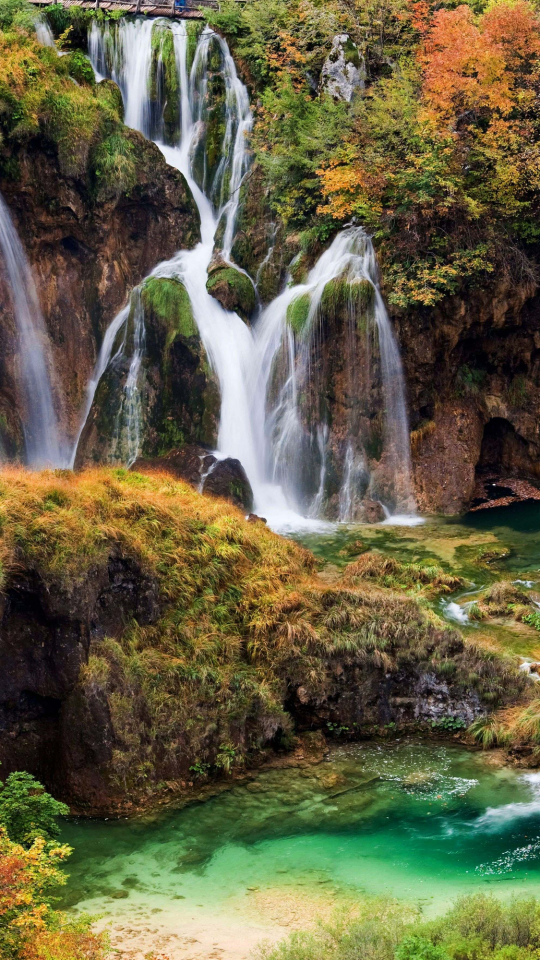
top-left (82, 18), bottom-right (415, 528)
top-left (0, 193), bottom-right (66, 467)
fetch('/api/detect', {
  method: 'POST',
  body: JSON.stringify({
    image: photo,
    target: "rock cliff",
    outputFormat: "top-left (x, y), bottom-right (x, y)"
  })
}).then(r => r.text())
top-left (395, 276), bottom-right (540, 514)
top-left (0, 119), bottom-right (199, 455)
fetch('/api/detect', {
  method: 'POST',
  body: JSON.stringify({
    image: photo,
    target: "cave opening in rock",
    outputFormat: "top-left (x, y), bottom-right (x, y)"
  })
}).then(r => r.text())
top-left (477, 417), bottom-right (533, 478)
top-left (471, 417), bottom-right (540, 508)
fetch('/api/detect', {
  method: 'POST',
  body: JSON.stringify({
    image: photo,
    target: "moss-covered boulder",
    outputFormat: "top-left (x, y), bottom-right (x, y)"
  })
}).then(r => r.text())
top-left (286, 293), bottom-right (311, 336)
top-left (141, 276), bottom-right (220, 455)
top-left (206, 260), bottom-right (256, 322)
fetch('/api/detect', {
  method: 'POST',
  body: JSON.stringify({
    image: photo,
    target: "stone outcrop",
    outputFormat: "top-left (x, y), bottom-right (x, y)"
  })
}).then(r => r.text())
top-left (202, 456), bottom-right (253, 511)
top-left (396, 276), bottom-right (540, 514)
top-left (0, 119), bottom-right (200, 453)
top-left (75, 278), bottom-right (220, 467)
top-left (132, 445), bottom-right (254, 511)
top-left (0, 550), bottom-right (161, 806)
top-left (321, 34), bottom-right (366, 102)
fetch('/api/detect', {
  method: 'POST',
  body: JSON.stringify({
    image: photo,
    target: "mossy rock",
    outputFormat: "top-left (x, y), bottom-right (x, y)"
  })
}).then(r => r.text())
top-left (186, 21), bottom-right (204, 73)
top-left (64, 50), bottom-right (95, 87)
top-left (142, 277), bottom-right (197, 343)
top-left (141, 277), bottom-right (219, 455)
top-left (191, 36), bottom-right (227, 202)
top-left (321, 278), bottom-right (374, 321)
top-left (95, 79), bottom-right (124, 121)
top-left (149, 22), bottom-right (180, 144)
top-left (289, 253), bottom-right (309, 286)
top-left (286, 293), bottom-right (311, 336)
top-left (206, 265), bottom-right (256, 322)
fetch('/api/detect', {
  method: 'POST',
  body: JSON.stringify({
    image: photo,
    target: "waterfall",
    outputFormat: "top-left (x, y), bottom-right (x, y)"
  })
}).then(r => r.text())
top-left (252, 227), bottom-right (415, 517)
top-left (0, 193), bottom-right (66, 468)
top-left (113, 289), bottom-right (146, 467)
top-left (35, 18), bottom-right (56, 47)
top-left (82, 18), bottom-right (415, 527)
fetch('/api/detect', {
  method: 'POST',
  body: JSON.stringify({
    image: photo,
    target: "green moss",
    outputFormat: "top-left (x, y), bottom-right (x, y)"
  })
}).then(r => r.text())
top-left (91, 130), bottom-right (136, 197)
top-left (320, 277), bottom-right (374, 319)
top-left (289, 253), bottom-right (309, 285)
top-left (142, 277), bottom-right (197, 341)
top-left (150, 22), bottom-right (179, 144)
top-left (286, 293), bottom-right (311, 335)
top-left (186, 20), bottom-right (203, 73)
top-left (206, 266), bottom-right (256, 320)
top-left (64, 50), bottom-right (95, 87)
top-left (95, 79), bottom-right (124, 120)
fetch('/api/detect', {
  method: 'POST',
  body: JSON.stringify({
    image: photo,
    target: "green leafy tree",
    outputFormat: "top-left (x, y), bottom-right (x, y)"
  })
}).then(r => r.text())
top-left (0, 771), bottom-right (68, 848)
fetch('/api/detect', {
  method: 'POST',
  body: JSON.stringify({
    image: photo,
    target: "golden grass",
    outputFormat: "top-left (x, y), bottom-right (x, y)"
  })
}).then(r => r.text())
top-left (0, 467), bottom-right (530, 798)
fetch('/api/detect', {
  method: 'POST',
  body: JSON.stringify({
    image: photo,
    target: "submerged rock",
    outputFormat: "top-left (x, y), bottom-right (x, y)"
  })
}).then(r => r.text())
top-left (203, 457), bottom-right (254, 511)
top-left (321, 35), bottom-right (365, 102)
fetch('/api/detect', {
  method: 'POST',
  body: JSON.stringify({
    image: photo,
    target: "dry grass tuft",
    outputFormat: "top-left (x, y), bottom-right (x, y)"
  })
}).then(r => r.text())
top-left (0, 467), bottom-right (530, 797)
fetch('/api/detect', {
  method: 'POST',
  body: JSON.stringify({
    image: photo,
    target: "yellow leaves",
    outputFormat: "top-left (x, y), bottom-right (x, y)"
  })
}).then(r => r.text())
top-left (316, 148), bottom-right (386, 221)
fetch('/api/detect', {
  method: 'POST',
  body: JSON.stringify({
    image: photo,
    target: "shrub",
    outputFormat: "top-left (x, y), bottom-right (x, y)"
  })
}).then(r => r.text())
top-left (0, 771), bottom-right (68, 847)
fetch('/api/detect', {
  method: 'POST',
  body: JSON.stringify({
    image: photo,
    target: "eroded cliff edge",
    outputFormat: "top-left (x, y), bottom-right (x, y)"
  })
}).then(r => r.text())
top-left (0, 469), bottom-right (527, 814)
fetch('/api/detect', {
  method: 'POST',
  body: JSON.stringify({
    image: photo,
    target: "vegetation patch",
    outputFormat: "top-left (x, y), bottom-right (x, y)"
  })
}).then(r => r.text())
top-left (258, 894), bottom-right (540, 960)
top-left (142, 276), bottom-right (197, 341)
top-left (0, 468), bottom-right (529, 805)
top-left (207, 0), bottom-right (540, 306)
top-left (286, 292), bottom-right (311, 335)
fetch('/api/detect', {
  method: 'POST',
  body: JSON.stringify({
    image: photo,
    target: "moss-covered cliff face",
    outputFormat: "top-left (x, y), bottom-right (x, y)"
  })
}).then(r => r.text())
top-left (0, 468), bottom-right (528, 813)
top-left (75, 277), bottom-right (220, 466)
top-left (0, 24), bottom-right (200, 452)
top-left (190, 32), bottom-right (229, 208)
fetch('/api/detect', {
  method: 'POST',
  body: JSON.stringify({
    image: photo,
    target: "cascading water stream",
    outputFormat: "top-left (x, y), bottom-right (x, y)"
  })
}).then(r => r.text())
top-left (0, 192), bottom-right (66, 468)
top-left (81, 17), bottom-right (415, 527)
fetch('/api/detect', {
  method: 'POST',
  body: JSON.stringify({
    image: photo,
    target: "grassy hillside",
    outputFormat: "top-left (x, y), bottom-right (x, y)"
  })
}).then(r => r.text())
top-left (0, 467), bottom-right (530, 805)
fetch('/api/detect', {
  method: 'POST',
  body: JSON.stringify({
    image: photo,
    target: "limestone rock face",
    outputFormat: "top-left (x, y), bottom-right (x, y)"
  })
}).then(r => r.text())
top-left (321, 35), bottom-right (365, 102)
top-left (0, 127), bottom-right (200, 451)
top-left (397, 276), bottom-right (540, 514)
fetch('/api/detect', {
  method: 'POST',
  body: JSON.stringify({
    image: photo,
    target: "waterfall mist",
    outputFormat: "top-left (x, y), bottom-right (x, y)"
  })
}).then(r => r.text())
top-left (82, 17), bottom-right (416, 528)
top-left (0, 193), bottom-right (66, 468)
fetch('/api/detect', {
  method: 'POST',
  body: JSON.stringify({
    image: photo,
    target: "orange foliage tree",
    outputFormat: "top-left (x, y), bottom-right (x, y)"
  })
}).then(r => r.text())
top-left (0, 829), bottom-right (107, 960)
top-left (317, 0), bottom-right (540, 305)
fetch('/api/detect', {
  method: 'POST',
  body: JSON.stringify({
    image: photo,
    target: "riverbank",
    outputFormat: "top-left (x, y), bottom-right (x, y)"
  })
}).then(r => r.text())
top-left (61, 739), bottom-right (540, 959)
top-left (0, 466), bottom-right (529, 815)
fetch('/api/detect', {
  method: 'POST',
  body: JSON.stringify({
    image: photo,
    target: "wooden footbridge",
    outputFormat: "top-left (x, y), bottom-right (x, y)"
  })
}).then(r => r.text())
top-left (29, 0), bottom-right (221, 18)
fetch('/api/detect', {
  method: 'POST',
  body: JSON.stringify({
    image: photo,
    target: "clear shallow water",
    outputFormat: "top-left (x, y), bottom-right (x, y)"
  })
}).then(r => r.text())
top-left (62, 741), bottom-right (540, 937)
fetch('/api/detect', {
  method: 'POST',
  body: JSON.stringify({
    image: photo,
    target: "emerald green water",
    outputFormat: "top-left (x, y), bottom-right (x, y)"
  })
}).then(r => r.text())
top-left (63, 741), bottom-right (540, 946)
top-left (62, 508), bottom-right (540, 952)
top-left (299, 502), bottom-right (540, 577)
